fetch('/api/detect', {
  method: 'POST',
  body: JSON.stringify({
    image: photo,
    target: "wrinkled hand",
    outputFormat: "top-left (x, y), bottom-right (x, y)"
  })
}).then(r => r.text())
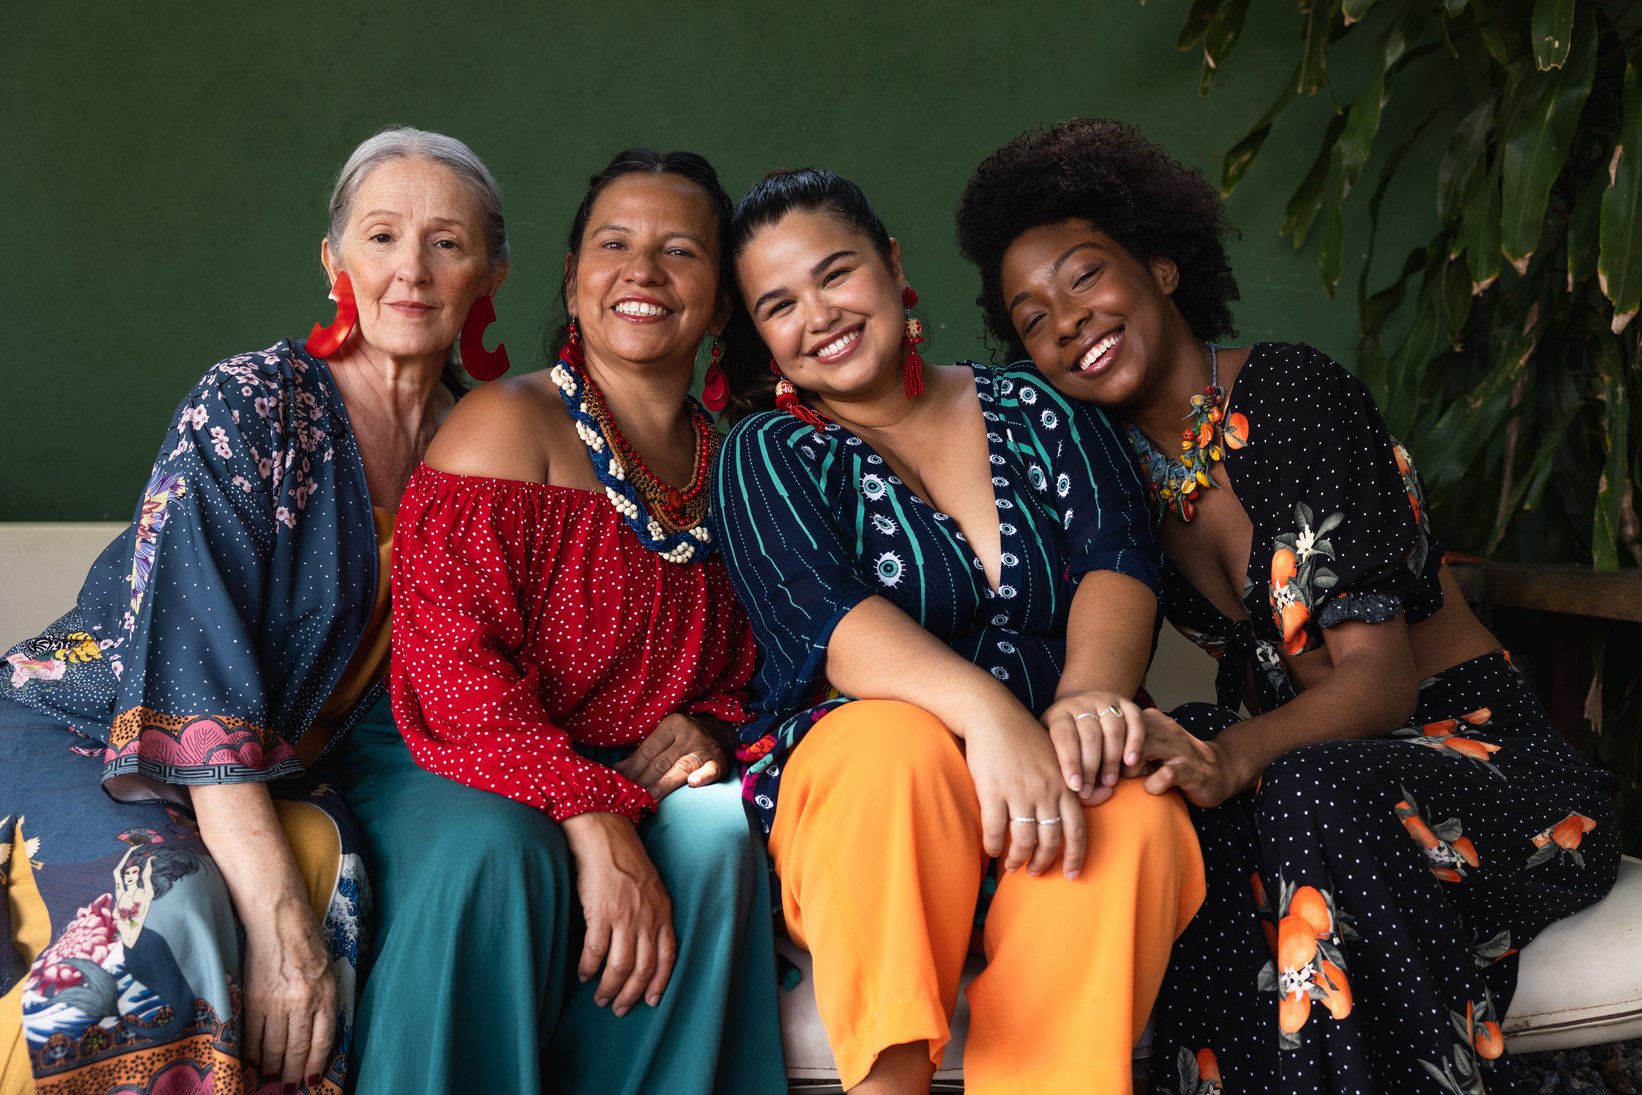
top-left (964, 705), bottom-right (1088, 879)
top-left (615, 714), bottom-right (733, 803)
top-left (1136, 709), bottom-right (1250, 808)
top-left (1040, 690), bottom-right (1146, 805)
top-left (241, 899), bottom-right (336, 1090)
top-left (562, 812), bottom-right (677, 1017)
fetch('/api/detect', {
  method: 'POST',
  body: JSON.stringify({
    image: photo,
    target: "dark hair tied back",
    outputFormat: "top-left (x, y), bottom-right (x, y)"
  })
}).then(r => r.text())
top-left (549, 148), bottom-right (735, 355)
top-left (955, 118), bottom-right (1240, 362)
top-left (719, 167), bottom-right (896, 422)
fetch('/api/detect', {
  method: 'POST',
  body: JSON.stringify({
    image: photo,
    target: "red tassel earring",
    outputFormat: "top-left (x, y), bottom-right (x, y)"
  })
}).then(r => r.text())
top-left (701, 336), bottom-right (728, 412)
top-left (901, 284), bottom-right (926, 400)
top-left (771, 359), bottom-right (830, 430)
top-left (306, 271), bottom-right (358, 359)
top-left (557, 318), bottom-right (585, 369)
top-left (460, 295), bottom-right (510, 381)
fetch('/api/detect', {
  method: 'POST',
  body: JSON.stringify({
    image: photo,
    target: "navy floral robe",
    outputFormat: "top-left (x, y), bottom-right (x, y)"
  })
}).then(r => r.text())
top-left (2, 340), bottom-right (377, 1093)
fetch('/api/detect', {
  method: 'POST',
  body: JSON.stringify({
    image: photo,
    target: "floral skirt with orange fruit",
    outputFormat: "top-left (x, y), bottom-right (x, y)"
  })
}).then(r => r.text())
top-left (1150, 652), bottom-right (1618, 1095)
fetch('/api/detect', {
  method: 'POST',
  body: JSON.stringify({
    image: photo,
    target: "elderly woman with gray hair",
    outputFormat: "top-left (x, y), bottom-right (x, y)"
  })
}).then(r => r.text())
top-left (0, 126), bottom-right (508, 1094)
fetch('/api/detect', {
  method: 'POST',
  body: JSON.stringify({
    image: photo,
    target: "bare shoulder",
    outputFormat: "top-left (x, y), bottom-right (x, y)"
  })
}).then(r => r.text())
top-left (424, 372), bottom-right (568, 482)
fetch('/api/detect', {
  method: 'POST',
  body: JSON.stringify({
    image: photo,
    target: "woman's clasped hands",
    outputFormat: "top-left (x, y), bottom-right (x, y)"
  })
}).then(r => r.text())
top-left (1047, 692), bottom-right (1254, 811)
top-left (1040, 689), bottom-right (1147, 806)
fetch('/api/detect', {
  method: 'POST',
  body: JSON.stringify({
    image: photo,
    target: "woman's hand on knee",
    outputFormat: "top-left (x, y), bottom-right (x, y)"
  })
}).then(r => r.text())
top-left (562, 812), bottom-right (677, 1016)
top-left (241, 898), bottom-right (337, 1090)
top-left (966, 704), bottom-right (1089, 880)
top-left (616, 714), bottom-right (734, 802)
top-left (191, 783), bottom-right (335, 1090)
top-left (1041, 690), bottom-right (1146, 805)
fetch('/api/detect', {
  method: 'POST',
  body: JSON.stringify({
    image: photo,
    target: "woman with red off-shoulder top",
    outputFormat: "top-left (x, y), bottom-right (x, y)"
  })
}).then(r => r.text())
top-left (331, 149), bottom-right (785, 1095)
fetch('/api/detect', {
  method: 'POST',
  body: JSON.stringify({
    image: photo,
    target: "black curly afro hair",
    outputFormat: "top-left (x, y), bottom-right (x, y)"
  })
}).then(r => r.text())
top-left (956, 117), bottom-right (1240, 360)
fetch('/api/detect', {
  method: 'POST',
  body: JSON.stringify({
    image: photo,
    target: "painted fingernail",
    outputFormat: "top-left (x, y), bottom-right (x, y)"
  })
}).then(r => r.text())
top-left (308, 1076), bottom-right (321, 1089)
top-left (285, 1084), bottom-right (298, 1095)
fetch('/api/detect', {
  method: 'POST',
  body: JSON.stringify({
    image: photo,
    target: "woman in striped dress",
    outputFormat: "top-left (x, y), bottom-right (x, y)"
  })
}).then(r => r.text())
top-left (710, 167), bottom-right (1205, 1095)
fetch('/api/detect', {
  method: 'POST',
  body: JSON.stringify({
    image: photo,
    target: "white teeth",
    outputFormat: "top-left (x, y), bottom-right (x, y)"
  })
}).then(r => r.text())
top-left (1078, 331), bottom-right (1121, 371)
top-left (614, 301), bottom-right (668, 317)
top-left (814, 329), bottom-right (860, 359)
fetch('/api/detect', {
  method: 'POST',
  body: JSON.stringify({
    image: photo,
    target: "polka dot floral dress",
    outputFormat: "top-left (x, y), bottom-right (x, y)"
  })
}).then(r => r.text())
top-left (1147, 343), bottom-right (1620, 1095)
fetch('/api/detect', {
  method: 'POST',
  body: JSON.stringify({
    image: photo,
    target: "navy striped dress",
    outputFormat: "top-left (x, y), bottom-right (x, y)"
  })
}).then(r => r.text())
top-left (710, 363), bottom-right (1160, 833)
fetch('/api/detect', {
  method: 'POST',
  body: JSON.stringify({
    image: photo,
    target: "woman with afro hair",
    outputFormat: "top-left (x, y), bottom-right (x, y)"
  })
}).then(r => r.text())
top-left (957, 117), bottom-right (1619, 1095)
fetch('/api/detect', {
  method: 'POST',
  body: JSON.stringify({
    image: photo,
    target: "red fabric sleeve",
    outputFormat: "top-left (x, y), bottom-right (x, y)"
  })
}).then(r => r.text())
top-left (389, 466), bottom-right (653, 823)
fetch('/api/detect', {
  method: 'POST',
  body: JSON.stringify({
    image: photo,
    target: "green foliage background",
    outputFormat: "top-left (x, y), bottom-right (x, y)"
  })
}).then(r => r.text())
top-left (1180, 0), bottom-right (1642, 849)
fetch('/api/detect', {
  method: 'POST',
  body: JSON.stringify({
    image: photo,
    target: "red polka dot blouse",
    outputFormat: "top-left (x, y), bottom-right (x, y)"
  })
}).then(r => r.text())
top-left (390, 465), bottom-right (756, 823)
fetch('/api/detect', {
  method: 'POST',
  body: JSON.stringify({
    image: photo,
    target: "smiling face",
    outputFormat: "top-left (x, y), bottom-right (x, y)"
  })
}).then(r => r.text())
top-left (321, 156), bottom-right (501, 370)
top-left (998, 219), bottom-right (1182, 409)
top-left (565, 173), bottom-right (727, 372)
top-left (737, 209), bottom-right (905, 405)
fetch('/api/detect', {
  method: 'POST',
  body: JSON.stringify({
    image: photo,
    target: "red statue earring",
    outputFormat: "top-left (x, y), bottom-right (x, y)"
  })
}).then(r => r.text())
top-left (771, 360), bottom-right (829, 430)
top-left (901, 284), bottom-right (926, 400)
top-left (460, 295), bottom-right (510, 381)
top-left (306, 271), bottom-right (358, 359)
top-left (701, 336), bottom-right (728, 412)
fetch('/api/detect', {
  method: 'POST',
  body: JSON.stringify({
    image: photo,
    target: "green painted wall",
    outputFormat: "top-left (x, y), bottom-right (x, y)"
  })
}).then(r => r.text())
top-left (1, 1), bottom-right (1446, 521)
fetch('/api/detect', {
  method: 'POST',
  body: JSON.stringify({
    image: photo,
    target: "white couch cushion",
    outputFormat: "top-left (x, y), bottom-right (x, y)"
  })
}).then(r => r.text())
top-left (1504, 854), bottom-right (1642, 1053)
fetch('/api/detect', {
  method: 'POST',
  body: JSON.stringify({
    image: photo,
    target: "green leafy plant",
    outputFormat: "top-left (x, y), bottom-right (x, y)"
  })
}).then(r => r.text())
top-left (1180, 0), bottom-right (1642, 850)
top-left (1181, 0), bottom-right (1640, 566)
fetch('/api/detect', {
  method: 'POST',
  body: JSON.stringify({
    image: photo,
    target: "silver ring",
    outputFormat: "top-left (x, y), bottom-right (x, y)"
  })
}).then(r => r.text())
top-left (1036, 817), bottom-right (1062, 826)
top-left (1074, 712), bottom-right (1098, 722)
top-left (1011, 816), bottom-right (1038, 824)
top-left (1102, 704), bottom-right (1123, 717)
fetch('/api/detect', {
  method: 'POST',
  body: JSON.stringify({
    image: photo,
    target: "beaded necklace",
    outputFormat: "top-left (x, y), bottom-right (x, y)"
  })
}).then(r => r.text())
top-left (549, 341), bottom-right (719, 564)
top-left (1123, 344), bottom-right (1250, 524)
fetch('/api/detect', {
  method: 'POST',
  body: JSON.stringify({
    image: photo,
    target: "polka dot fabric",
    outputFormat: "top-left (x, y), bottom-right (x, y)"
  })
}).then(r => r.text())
top-left (1167, 342), bottom-right (1443, 712)
top-left (1146, 344), bottom-right (1621, 1095)
top-left (390, 465), bottom-right (758, 823)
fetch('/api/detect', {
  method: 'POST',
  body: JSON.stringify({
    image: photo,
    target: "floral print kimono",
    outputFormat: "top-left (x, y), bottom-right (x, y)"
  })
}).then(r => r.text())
top-left (2, 341), bottom-right (379, 1093)
top-left (1147, 343), bottom-right (1619, 1095)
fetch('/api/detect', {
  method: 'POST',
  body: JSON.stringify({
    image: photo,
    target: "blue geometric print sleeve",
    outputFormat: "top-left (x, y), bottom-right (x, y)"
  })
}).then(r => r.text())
top-left (710, 414), bottom-right (876, 728)
top-left (991, 365), bottom-right (1161, 596)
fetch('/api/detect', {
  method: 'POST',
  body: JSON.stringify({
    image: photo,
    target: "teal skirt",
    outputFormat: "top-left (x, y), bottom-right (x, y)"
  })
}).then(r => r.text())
top-left (333, 699), bottom-right (787, 1095)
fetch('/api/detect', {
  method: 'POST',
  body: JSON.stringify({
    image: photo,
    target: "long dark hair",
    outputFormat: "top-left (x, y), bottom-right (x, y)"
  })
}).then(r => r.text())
top-left (722, 167), bottom-right (897, 422)
top-left (547, 148), bottom-right (736, 359)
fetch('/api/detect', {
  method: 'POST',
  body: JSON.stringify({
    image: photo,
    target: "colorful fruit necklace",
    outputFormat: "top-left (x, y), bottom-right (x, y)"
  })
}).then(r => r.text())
top-left (550, 339), bottom-right (719, 564)
top-left (1123, 344), bottom-right (1250, 524)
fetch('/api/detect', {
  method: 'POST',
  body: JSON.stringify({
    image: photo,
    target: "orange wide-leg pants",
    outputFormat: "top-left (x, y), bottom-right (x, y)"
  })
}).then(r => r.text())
top-left (769, 700), bottom-right (1205, 1094)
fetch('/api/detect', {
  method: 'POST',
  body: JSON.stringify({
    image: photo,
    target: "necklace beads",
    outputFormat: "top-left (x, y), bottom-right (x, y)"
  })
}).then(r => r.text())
top-left (1123, 344), bottom-right (1251, 524)
top-left (550, 343), bottom-right (719, 563)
